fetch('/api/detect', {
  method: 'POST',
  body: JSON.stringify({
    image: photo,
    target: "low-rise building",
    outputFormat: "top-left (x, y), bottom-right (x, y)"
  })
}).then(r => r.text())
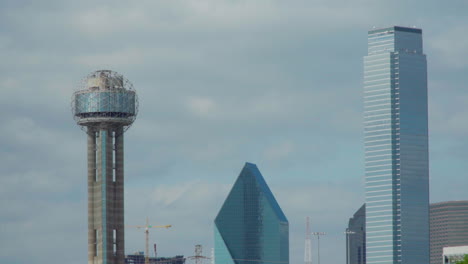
top-left (443, 245), bottom-right (468, 264)
top-left (430, 201), bottom-right (468, 264)
top-left (125, 252), bottom-right (185, 264)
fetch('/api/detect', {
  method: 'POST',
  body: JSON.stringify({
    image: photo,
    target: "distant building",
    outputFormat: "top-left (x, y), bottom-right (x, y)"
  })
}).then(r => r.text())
top-left (125, 252), bottom-right (185, 264)
top-left (430, 201), bottom-right (468, 264)
top-left (347, 204), bottom-right (366, 264)
top-left (443, 246), bottom-right (468, 264)
top-left (214, 163), bottom-right (289, 264)
top-left (364, 26), bottom-right (429, 264)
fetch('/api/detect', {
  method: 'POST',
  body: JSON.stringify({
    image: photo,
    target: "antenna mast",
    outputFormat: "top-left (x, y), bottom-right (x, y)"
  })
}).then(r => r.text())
top-left (305, 217), bottom-right (312, 264)
top-left (187, 245), bottom-right (211, 264)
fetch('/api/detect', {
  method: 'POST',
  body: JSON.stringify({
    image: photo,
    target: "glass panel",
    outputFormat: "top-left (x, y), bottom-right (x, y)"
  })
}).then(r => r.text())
top-left (214, 163), bottom-right (288, 264)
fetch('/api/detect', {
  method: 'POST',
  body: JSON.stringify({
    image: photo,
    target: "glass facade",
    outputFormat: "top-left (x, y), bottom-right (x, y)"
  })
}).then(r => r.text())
top-left (74, 91), bottom-right (136, 116)
top-left (347, 204), bottom-right (366, 264)
top-left (214, 163), bottom-right (289, 264)
top-left (364, 26), bottom-right (429, 264)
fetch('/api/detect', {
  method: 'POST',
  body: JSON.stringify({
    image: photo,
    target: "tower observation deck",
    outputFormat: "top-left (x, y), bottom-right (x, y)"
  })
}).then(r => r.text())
top-left (72, 70), bottom-right (138, 264)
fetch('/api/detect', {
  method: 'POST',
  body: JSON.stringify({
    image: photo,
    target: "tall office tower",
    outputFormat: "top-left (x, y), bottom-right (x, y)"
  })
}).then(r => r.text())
top-left (72, 70), bottom-right (138, 264)
top-left (347, 204), bottom-right (366, 264)
top-left (429, 201), bottom-right (468, 264)
top-left (214, 163), bottom-right (289, 264)
top-left (364, 26), bottom-right (429, 264)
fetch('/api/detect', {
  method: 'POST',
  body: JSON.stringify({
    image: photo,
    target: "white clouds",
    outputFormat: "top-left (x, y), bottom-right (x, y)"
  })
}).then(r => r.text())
top-left (148, 181), bottom-right (231, 210)
top-left (0, 116), bottom-right (80, 159)
top-left (263, 141), bottom-right (295, 161)
top-left (181, 89), bottom-right (345, 124)
top-left (69, 0), bottom-right (275, 39)
top-left (186, 96), bottom-right (217, 118)
top-left (150, 181), bottom-right (200, 207)
top-left (74, 48), bottom-right (146, 67)
top-left (73, 6), bottom-right (150, 36)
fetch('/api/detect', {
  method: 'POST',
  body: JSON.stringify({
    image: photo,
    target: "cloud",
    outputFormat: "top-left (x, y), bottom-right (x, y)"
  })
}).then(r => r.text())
top-left (263, 141), bottom-right (295, 161)
top-left (150, 181), bottom-right (200, 207)
top-left (186, 96), bottom-right (217, 118)
top-left (74, 48), bottom-right (147, 68)
top-left (430, 25), bottom-right (468, 69)
top-left (72, 6), bottom-right (151, 36)
top-left (0, 1), bottom-right (467, 264)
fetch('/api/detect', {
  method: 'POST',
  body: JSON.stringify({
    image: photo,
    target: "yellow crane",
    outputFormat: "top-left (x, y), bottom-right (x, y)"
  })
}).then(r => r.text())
top-left (127, 217), bottom-right (171, 264)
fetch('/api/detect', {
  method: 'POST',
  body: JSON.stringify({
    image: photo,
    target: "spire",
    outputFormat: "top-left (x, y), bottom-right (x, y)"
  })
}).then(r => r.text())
top-left (305, 217), bottom-right (312, 264)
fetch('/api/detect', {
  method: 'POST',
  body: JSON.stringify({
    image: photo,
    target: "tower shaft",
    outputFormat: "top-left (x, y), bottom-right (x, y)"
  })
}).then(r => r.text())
top-left (88, 127), bottom-right (125, 264)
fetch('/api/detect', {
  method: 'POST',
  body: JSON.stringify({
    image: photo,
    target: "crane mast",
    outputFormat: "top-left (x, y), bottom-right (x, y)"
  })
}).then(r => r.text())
top-left (127, 217), bottom-right (171, 264)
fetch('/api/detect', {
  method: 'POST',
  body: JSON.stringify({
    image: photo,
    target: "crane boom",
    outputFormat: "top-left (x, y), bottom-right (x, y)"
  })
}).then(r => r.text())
top-left (127, 217), bottom-right (171, 264)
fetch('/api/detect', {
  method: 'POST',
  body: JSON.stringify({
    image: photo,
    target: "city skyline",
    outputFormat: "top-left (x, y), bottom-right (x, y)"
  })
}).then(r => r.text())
top-left (1, 1), bottom-right (468, 264)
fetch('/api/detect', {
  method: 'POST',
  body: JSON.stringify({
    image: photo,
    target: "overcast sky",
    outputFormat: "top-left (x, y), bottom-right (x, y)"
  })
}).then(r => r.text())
top-left (1, 1), bottom-right (468, 264)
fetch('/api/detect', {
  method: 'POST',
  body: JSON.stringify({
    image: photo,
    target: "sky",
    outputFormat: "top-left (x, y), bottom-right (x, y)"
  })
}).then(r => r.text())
top-left (1, 0), bottom-right (468, 264)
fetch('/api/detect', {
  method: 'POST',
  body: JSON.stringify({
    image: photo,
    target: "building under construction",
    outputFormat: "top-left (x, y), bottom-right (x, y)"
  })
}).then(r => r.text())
top-left (125, 253), bottom-right (185, 264)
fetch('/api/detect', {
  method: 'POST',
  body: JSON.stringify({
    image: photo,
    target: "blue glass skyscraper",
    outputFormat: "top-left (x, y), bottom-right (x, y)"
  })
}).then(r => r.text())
top-left (364, 26), bottom-right (429, 264)
top-left (347, 204), bottom-right (366, 264)
top-left (214, 163), bottom-right (289, 264)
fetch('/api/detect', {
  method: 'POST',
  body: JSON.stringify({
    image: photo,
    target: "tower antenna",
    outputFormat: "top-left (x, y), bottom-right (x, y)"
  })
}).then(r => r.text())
top-left (305, 217), bottom-right (312, 264)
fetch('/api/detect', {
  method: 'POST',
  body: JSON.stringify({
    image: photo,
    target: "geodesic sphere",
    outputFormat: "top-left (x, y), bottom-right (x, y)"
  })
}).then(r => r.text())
top-left (72, 70), bottom-right (138, 129)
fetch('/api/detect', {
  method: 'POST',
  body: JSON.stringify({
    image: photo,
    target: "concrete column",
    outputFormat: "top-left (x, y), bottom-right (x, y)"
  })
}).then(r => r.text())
top-left (96, 129), bottom-right (104, 264)
top-left (87, 128), bottom-right (97, 264)
top-left (96, 128), bottom-right (114, 264)
top-left (114, 127), bottom-right (125, 264)
top-left (105, 129), bottom-right (113, 264)
top-left (90, 126), bottom-right (126, 264)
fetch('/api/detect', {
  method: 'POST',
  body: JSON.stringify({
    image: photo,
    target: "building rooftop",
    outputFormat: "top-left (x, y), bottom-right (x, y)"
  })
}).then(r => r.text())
top-left (431, 200), bottom-right (468, 207)
top-left (369, 26), bottom-right (422, 35)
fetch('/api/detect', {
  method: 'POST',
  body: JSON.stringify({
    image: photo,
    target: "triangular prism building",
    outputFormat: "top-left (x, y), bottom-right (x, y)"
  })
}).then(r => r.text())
top-left (214, 163), bottom-right (289, 264)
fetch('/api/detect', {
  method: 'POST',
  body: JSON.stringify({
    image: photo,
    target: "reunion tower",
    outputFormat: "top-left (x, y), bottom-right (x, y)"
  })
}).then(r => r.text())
top-left (72, 70), bottom-right (138, 264)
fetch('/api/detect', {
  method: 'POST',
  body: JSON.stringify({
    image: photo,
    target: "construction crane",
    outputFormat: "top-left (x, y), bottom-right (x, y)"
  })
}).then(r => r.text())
top-left (127, 217), bottom-right (171, 264)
